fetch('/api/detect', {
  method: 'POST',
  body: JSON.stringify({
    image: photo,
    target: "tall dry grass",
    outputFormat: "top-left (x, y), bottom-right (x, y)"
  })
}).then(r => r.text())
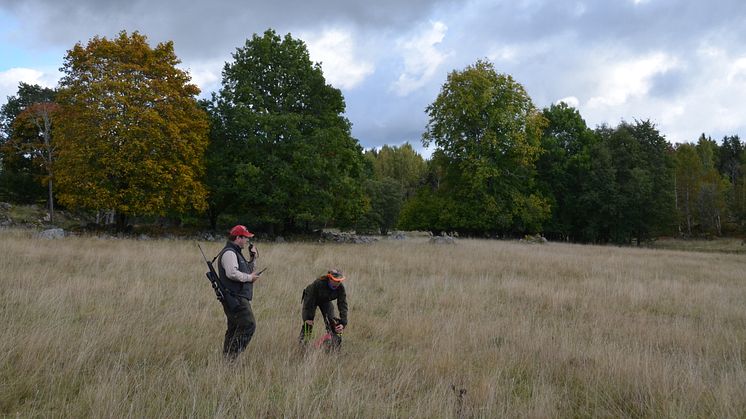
top-left (1, 228), bottom-right (745, 418)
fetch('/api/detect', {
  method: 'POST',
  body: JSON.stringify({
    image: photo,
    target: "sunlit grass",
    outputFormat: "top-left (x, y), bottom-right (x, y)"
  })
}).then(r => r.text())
top-left (1, 228), bottom-right (745, 417)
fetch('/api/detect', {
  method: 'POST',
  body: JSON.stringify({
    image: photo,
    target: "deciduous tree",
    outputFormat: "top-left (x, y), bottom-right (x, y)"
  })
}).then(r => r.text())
top-left (674, 143), bottom-right (701, 236)
top-left (209, 29), bottom-right (366, 234)
top-left (54, 31), bottom-right (209, 230)
top-left (536, 102), bottom-right (599, 241)
top-left (421, 59), bottom-right (549, 235)
top-left (600, 120), bottom-right (676, 243)
top-left (360, 143), bottom-right (426, 234)
top-left (0, 83), bottom-right (56, 205)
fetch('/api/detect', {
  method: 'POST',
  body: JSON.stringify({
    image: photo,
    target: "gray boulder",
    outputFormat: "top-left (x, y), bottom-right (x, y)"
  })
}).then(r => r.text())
top-left (36, 228), bottom-right (65, 239)
top-left (429, 235), bottom-right (456, 245)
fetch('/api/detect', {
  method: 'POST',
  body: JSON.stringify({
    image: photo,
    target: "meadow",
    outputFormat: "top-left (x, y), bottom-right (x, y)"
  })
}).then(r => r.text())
top-left (1, 228), bottom-right (745, 418)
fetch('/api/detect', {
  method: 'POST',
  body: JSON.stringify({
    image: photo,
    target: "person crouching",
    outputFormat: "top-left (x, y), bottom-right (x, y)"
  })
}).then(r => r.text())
top-left (299, 269), bottom-right (348, 350)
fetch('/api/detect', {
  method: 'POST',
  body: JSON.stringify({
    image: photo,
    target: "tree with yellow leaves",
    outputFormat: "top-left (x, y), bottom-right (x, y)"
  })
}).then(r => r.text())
top-left (55, 31), bottom-right (208, 230)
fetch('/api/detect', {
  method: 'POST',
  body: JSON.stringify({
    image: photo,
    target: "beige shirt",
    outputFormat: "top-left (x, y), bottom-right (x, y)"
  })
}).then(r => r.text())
top-left (221, 251), bottom-right (253, 283)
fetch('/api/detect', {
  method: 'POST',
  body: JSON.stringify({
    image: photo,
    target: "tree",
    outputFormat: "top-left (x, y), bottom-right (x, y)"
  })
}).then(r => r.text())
top-left (732, 167), bottom-right (746, 233)
top-left (209, 29), bottom-right (366, 234)
top-left (694, 135), bottom-right (728, 236)
top-left (360, 143), bottom-right (426, 234)
top-left (355, 177), bottom-right (404, 235)
top-left (536, 102), bottom-right (599, 241)
top-left (674, 143), bottom-right (702, 236)
top-left (421, 59), bottom-right (549, 235)
top-left (367, 143), bottom-right (426, 198)
top-left (696, 173), bottom-right (728, 236)
top-left (717, 135), bottom-right (744, 233)
top-left (0, 83), bottom-right (56, 205)
top-left (600, 120), bottom-right (676, 244)
top-left (14, 102), bottom-right (60, 220)
top-left (577, 139), bottom-right (619, 243)
top-left (54, 31), bottom-right (209, 231)
top-left (718, 135), bottom-right (742, 185)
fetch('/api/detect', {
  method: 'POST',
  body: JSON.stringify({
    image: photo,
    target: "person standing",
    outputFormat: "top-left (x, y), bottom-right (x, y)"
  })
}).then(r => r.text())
top-left (299, 269), bottom-right (348, 349)
top-left (218, 225), bottom-right (261, 359)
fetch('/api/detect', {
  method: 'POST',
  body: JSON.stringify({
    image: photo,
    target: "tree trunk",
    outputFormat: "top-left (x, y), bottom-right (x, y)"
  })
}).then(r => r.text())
top-left (207, 206), bottom-right (218, 230)
top-left (47, 179), bottom-right (54, 223)
top-left (685, 190), bottom-right (691, 236)
top-left (115, 212), bottom-right (129, 232)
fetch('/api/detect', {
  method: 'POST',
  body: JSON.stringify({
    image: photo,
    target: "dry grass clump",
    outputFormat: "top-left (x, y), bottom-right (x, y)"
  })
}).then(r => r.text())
top-left (1, 228), bottom-right (745, 417)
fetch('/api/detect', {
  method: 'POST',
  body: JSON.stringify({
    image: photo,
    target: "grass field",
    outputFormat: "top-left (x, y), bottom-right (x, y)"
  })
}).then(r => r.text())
top-left (1, 228), bottom-right (745, 418)
top-left (648, 236), bottom-right (746, 254)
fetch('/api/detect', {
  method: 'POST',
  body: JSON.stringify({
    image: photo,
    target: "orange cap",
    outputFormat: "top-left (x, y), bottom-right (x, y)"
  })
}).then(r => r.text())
top-left (326, 269), bottom-right (346, 282)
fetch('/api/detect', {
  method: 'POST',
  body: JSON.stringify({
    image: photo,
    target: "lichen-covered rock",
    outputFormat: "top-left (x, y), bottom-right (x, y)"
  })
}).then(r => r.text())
top-left (429, 236), bottom-right (456, 245)
top-left (36, 228), bottom-right (65, 239)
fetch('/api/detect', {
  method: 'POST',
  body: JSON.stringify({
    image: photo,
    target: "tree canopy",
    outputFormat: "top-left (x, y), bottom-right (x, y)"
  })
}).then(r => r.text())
top-left (0, 29), bottom-right (744, 240)
top-left (207, 29), bottom-right (366, 233)
top-left (536, 102), bottom-right (599, 241)
top-left (404, 59), bottom-right (549, 235)
top-left (0, 83), bottom-right (57, 204)
top-left (54, 31), bottom-right (209, 230)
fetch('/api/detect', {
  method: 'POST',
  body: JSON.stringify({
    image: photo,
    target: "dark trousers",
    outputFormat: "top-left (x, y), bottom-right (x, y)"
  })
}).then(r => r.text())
top-left (222, 296), bottom-right (256, 359)
top-left (299, 297), bottom-right (341, 348)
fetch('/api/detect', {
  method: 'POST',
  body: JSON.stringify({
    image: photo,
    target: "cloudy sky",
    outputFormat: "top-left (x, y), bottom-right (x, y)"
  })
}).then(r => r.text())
top-left (2, 0), bottom-right (745, 155)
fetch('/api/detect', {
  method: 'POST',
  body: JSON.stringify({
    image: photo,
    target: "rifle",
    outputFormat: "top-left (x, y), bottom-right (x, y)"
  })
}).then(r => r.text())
top-left (197, 244), bottom-right (238, 311)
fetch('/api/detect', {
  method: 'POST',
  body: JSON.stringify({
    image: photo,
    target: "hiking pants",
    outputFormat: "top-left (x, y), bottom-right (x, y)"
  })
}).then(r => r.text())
top-left (222, 296), bottom-right (256, 358)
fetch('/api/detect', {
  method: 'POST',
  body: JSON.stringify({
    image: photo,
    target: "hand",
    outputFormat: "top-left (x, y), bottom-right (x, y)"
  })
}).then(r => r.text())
top-left (249, 244), bottom-right (258, 258)
top-left (334, 323), bottom-right (344, 333)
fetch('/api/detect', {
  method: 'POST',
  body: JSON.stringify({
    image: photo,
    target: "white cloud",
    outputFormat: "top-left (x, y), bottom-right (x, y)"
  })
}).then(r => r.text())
top-left (574, 45), bottom-right (746, 143)
top-left (586, 52), bottom-right (679, 109)
top-left (556, 96), bottom-right (579, 108)
top-left (392, 20), bottom-right (450, 96)
top-left (178, 59), bottom-right (223, 98)
top-left (0, 67), bottom-right (59, 101)
top-left (726, 57), bottom-right (746, 83)
top-left (674, 49), bottom-right (746, 141)
top-left (303, 28), bottom-right (375, 90)
top-left (487, 45), bottom-right (518, 63)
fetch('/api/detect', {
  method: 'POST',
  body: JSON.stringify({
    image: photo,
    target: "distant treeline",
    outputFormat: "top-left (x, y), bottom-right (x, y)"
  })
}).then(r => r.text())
top-left (1, 30), bottom-right (744, 242)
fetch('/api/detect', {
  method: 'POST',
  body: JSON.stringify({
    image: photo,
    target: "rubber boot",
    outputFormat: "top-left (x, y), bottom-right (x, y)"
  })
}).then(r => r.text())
top-left (299, 323), bottom-right (313, 345)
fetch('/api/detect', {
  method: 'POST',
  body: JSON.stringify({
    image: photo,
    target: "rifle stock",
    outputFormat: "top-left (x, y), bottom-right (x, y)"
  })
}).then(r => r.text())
top-left (198, 244), bottom-right (238, 310)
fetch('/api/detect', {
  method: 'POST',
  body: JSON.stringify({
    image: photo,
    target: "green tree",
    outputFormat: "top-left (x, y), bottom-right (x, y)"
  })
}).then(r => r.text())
top-left (577, 139), bottom-right (619, 243)
top-left (696, 172), bottom-right (729, 236)
top-left (209, 29), bottom-right (366, 234)
top-left (696, 134), bottom-right (719, 172)
top-left (397, 155), bottom-right (450, 233)
top-left (694, 136), bottom-right (728, 235)
top-left (732, 165), bottom-right (746, 233)
top-left (674, 143), bottom-right (702, 236)
top-left (0, 83), bottom-right (56, 205)
top-left (367, 143), bottom-right (426, 197)
top-left (421, 59), bottom-right (549, 235)
top-left (355, 177), bottom-right (404, 235)
top-left (600, 120), bottom-right (676, 244)
top-left (718, 135), bottom-right (742, 185)
top-left (717, 135), bottom-right (743, 233)
top-left (536, 102), bottom-right (599, 241)
top-left (360, 143), bottom-right (426, 234)
top-left (54, 31), bottom-right (209, 231)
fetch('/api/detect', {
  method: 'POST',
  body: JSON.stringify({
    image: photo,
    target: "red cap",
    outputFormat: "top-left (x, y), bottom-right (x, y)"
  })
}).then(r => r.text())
top-left (229, 225), bottom-right (254, 238)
